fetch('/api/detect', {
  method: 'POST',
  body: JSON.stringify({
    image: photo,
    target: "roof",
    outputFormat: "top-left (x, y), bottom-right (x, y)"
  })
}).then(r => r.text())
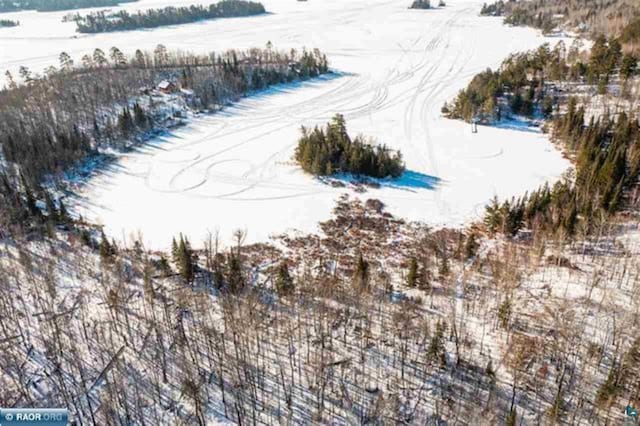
top-left (158, 80), bottom-right (174, 89)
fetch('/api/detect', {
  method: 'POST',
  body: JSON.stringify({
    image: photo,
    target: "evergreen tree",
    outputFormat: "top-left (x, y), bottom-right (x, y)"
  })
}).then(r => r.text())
top-left (406, 257), bottom-right (419, 288)
top-left (498, 298), bottom-right (512, 330)
top-left (427, 320), bottom-right (447, 366)
top-left (172, 234), bottom-right (195, 283)
top-left (57, 198), bottom-right (70, 224)
top-left (484, 196), bottom-right (501, 234)
top-left (353, 253), bottom-right (370, 292)
top-left (99, 230), bottom-right (115, 261)
top-left (275, 261), bottom-right (294, 296)
top-left (44, 191), bottom-right (58, 223)
top-left (227, 254), bottom-right (244, 293)
top-left (464, 232), bottom-right (479, 259)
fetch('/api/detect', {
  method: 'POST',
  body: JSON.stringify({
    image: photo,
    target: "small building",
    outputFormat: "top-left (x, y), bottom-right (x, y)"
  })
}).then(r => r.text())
top-left (157, 80), bottom-right (176, 94)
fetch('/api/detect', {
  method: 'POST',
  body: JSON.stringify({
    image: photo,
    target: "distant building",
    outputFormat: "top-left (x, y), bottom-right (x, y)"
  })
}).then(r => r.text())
top-left (158, 80), bottom-right (176, 94)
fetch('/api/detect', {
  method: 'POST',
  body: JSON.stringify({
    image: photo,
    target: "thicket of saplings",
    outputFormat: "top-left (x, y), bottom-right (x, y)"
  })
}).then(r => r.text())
top-left (0, 0), bottom-right (136, 12)
top-left (73, 0), bottom-right (265, 33)
top-left (0, 45), bottom-right (328, 235)
top-left (444, 39), bottom-right (640, 239)
top-left (295, 114), bottom-right (405, 179)
top-left (480, 0), bottom-right (639, 38)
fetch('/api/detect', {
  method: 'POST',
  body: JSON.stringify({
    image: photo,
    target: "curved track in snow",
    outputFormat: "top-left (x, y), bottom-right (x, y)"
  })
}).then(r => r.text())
top-left (0, 0), bottom-right (571, 247)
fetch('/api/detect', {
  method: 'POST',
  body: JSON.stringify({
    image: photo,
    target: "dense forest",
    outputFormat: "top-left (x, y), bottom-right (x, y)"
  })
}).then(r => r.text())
top-left (445, 36), bottom-right (637, 122)
top-left (0, 19), bottom-right (19, 27)
top-left (295, 114), bottom-right (405, 179)
top-left (0, 45), bottom-right (328, 235)
top-left (484, 107), bottom-right (640, 237)
top-left (0, 0), bottom-right (136, 12)
top-left (480, 0), bottom-right (640, 40)
top-left (73, 0), bottom-right (266, 33)
top-left (446, 36), bottom-right (640, 238)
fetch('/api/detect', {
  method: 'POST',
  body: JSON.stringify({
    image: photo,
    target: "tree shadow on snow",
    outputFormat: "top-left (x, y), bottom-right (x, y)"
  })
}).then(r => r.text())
top-left (325, 169), bottom-right (442, 193)
top-left (487, 116), bottom-right (542, 134)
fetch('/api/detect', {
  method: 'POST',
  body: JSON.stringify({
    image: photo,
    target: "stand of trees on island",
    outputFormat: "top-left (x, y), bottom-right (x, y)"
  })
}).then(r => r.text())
top-left (0, 19), bottom-right (19, 27)
top-left (409, 0), bottom-right (430, 9)
top-left (295, 114), bottom-right (405, 179)
top-left (0, 0), bottom-right (136, 12)
top-left (73, 0), bottom-right (265, 33)
top-left (409, 0), bottom-right (444, 9)
top-left (0, 45), bottom-right (328, 233)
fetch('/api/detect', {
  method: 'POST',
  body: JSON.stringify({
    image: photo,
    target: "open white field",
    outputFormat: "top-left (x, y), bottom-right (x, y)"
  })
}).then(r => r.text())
top-left (0, 0), bottom-right (571, 248)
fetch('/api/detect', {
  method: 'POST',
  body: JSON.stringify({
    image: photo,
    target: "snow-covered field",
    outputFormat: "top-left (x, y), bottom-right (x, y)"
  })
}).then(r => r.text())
top-left (0, 0), bottom-right (570, 248)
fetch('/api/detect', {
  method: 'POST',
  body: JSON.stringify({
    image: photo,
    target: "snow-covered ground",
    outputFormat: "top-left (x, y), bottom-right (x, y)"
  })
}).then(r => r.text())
top-left (0, 0), bottom-right (570, 249)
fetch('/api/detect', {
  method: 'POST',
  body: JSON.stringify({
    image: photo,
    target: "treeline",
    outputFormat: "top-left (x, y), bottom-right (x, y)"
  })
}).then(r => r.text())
top-left (0, 0), bottom-right (136, 12)
top-left (74, 0), bottom-right (265, 33)
top-left (0, 45), bottom-right (328, 231)
top-left (479, 1), bottom-right (505, 17)
top-left (485, 102), bottom-right (640, 237)
top-left (447, 38), bottom-right (640, 237)
top-left (0, 19), bottom-right (19, 27)
top-left (479, 0), bottom-right (639, 39)
top-left (295, 114), bottom-right (405, 178)
top-left (409, 0), bottom-right (430, 10)
top-left (445, 37), bottom-right (638, 122)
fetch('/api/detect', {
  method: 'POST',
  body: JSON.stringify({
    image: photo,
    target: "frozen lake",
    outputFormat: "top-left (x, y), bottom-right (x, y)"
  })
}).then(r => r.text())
top-left (0, 0), bottom-right (570, 248)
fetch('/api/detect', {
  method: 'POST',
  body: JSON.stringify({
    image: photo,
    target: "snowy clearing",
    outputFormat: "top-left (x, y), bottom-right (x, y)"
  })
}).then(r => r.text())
top-left (0, 0), bottom-right (571, 248)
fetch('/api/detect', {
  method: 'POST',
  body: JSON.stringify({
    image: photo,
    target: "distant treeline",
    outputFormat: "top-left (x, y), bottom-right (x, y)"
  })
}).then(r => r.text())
top-left (0, 45), bottom-right (328, 191)
top-left (74, 0), bottom-right (265, 33)
top-left (409, 0), bottom-right (430, 10)
top-left (445, 37), bottom-right (638, 122)
top-left (479, 0), bottom-right (639, 40)
top-left (0, 19), bottom-right (19, 27)
top-left (295, 114), bottom-right (405, 179)
top-left (0, 0), bottom-right (137, 12)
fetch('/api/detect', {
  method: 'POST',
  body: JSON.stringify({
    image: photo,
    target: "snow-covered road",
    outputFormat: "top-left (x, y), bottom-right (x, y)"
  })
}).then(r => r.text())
top-left (0, 0), bottom-right (571, 248)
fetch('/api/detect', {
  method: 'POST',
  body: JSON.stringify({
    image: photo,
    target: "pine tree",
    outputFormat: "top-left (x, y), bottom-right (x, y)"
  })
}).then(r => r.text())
top-left (57, 198), bottom-right (70, 224)
top-left (427, 321), bottom-right (446, 366)
top-left (438, 252), bottom-right (449, 279)
top-left (464, 232), bottom-right (479, 259)
top-left (173, 234), bottom-right (195, 283)
top-left (44, 191), bottom-right (58, 223)
top-left (133, 102), bottom-right (148, 129)
top-left (484, 196), bottom-right (501, 234)
top-left (406, 257), bottom-right (419, 288)
top-left (275, 261), bottom-right (294, 296)
top-left (20, 174), bottom-right (39, 218)
top-left (353, 253), bottom-right (370, 292)
top-left (227, 254), bottom-right (244, 293)
top-left (498, 298), bottom-right (512, 330)
top-left (99, 230), bottom-right (115, 262)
